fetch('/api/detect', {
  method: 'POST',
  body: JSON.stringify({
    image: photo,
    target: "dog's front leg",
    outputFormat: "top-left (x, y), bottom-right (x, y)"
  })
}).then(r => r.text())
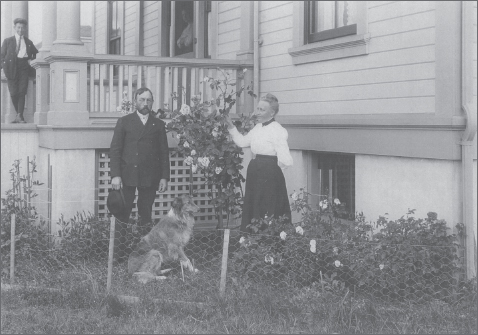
top-left (178, 248), bottom-right (195, 272)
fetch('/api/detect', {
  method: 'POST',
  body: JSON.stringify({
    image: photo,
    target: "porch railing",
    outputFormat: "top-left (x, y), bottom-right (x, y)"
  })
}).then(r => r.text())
top-left (87, 55), bottom-right (253, 118)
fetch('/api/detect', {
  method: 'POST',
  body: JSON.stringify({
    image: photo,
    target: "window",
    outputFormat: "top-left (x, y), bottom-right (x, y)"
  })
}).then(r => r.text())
top-left (174, 1), bottom-right (194, 56)
top-left (108, 1), bottom-right (123, 55)
top-left (289, 1), bottom-right (369, 64)
top-left (162, 1), bottom-right (212, 58)
top-left (312, 152), bottom-right (355, 217)
top-left (305, 1), bottom-right (357, 44)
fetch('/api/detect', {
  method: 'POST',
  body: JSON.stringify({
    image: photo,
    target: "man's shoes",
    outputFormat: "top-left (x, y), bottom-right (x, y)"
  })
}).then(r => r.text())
top-left (11, 114), bottom-right (26, 123)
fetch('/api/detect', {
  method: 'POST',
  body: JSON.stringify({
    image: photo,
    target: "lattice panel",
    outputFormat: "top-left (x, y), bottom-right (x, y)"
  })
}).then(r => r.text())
top-left (96, 150), bottom-right (224, 227)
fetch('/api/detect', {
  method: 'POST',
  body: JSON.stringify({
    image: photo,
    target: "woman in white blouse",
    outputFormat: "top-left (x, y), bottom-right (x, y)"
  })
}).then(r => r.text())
top-left (227, 93), bottom-right (293, 233)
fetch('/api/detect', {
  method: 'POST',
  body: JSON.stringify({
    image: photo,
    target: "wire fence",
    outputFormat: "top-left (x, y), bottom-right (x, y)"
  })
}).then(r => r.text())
top-left (3, 211), bottom-right (469, 302)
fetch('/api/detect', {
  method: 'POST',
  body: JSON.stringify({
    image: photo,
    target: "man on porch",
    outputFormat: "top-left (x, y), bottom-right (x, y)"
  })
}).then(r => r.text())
top-left (109, 87), bottom-right (170, 263)
top-left (1, 18), bottom-right (38, 123)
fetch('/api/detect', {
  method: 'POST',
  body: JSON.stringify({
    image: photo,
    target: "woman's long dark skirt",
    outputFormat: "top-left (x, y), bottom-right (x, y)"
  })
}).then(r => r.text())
top-left (240, 154), bottom-right (291, 232)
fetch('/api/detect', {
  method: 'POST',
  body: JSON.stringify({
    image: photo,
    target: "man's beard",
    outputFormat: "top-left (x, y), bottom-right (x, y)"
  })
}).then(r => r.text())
top-left (138, 107), bottom-right (150, 115)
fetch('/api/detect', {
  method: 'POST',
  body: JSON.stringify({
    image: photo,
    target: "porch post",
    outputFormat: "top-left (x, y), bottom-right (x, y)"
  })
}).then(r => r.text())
top-left (32, 1), bottom-right (57, 125)
top-left (45, 0), bottom-right (91, 126)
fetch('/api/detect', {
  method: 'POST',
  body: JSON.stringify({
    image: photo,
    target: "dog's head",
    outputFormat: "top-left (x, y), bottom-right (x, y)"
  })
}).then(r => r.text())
top-left (170, 195), bottom-right (200, 217)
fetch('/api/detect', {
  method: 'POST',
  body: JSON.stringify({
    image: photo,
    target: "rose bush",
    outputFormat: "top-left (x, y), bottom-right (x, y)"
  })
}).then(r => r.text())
top-left (166, 68), bottom-right (256, 228)
top-left (231, 188), bottom-right (466, 303)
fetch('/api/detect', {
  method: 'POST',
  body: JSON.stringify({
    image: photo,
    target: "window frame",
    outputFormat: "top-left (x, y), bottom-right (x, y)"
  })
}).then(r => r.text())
top-left (305, 1), bottom-right (358, 44)
top-left (107, 0), bottom-right (124, 55)
top-left (289, 1), bottom-right (369, 65)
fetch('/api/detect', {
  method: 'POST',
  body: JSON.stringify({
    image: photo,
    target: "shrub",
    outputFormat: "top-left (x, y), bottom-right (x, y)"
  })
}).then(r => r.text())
top-left (231, 189), bottom-right (466, 302)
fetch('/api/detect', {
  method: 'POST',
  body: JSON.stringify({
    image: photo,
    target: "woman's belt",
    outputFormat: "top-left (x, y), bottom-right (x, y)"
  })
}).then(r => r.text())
top-left (255, 154), bottom-right (277, 160)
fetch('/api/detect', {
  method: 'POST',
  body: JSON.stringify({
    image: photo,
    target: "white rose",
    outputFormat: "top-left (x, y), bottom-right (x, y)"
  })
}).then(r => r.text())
top-left (310, 239), bottom-right (316, 247)
top-left (280, 231), bottom-right (287, 240)
top-left (333, 247), bottom-right (338, 255)
top-left (184, 156), bottom-right (194, 166)
top-left (180, 104), bottom-right (191, 115)
top-left (310, 245), bottom-right (316, 253)
top-left (190, 150), bottom-right (196, 156)
top-left (379, 264), bottom-right (384, 270)
top-left (243, 68), bottom-right (248, 73)
top-left (295, 226), bottom-right (304, 235)
top-left (264, 255), bottom-right (274, 264)
top-left (334, 198), bottom-right (341, 205)
top-left (215, 167), bottom-right (223, 174)
top-left (191, 164), bottom-right (198, 173)
top-left (183, 141), bottom-right (190, 148)
top-left (291, 192), bottom-right (299, 201)
top-left (334, 260), bottom-right (342, 268)
top-left (239, 236), bottom-right (245, 244)
top-left (319, 200), bottom-right (328, 210)
top-left (203, 76), bottom-right (210, 82)
top-left (176, 133), bottom-right (181, 139)
top-left (198, 157), bottom-right (210, 168)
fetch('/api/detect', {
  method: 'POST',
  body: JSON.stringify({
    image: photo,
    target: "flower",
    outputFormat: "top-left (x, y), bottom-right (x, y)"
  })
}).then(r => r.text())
top-left (203, 76), bottom-right (210, 82)
top-left (212, 127), bottom-right (219, 138)
top-left (180, 104), bottom-right (191, 115)
top-left (184, 156), bottom-right (194, 166)
top-left (333, 247), bottom-right (338, 255)
top-left (191, 164), bottom-right (198, 173)
top-left (239, 236), bottom-right (245, 244)
top-left (183, 141), bottom-right (190, 148)
top-left (334, 198), bottom-right (341, 205)
top-left (319, 200), bottom-right (328, 210)
top-left (280, 231), bottom-right (287, 240)
top-left (310, 245), bottom-right (316, 253)
top-left (215, 167), bottom-right (223, 174)
top-left (176, 133), bottom-right (181, 139)
top-left (243, 68), bottom-right (248, 73)
top-left (379, 264), bottom-right (384, 270)
top-left (310, 239), bottom-right (316, 247)
top-left (295, 226), bottom-right (304, 235)
top-left (264, 255), bottom-right (274, 264)
top-left (291, 191), bottom-right (299, 201)
top-left (190, 149), bottom-right (197, 156)
top-left (334, 260), bottom-right (342, 267)
top-left (198, 156), bottom-right (210, 168)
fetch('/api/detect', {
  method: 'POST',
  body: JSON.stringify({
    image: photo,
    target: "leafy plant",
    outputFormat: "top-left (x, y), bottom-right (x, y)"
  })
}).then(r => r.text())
top-left (231, 188), bottom-right (466, 303)
top-left (166, 68), bottom-right (256, 228)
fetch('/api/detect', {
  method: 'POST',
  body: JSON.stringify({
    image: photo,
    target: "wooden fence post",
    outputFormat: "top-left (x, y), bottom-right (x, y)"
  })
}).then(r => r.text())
top-left (107, 216), bottom-right (116, 292)
top-left (10, 214), bottom-right (16, 285)
top-left (219, 229), bottom-right (230, 298)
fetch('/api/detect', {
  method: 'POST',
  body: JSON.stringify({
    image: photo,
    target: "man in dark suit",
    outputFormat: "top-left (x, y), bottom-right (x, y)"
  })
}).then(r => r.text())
top-left (0, 18), bottom-right (38, 123)
top-left (109, 87), bottom-right (170, 262)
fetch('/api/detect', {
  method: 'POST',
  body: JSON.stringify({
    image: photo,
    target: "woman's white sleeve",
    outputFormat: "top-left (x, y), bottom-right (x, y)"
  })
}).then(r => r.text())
top-left (228, 126), bottom-right (252, 148)
top-left (275, 128), bottom-right (293, 169)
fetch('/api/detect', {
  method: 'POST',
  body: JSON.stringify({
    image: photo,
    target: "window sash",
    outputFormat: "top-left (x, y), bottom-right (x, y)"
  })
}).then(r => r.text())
top-left (305, 1), bottom-right (357, 44)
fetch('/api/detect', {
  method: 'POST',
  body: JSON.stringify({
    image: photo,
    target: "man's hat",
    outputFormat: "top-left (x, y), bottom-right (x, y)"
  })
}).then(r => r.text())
top-left (107, 189), bottom-right (126, 218)
top-left (14, 18), bottom-right (28, 25)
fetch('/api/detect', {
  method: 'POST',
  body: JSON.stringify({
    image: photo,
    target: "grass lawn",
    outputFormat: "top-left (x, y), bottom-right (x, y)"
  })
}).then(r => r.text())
top-left (1, 271), bottom-right (477, 334)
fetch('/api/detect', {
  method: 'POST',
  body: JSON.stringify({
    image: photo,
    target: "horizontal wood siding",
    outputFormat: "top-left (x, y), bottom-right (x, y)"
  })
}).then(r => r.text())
top-left (217, 1), bottom-right (241, 60)
top-left (260, 1), bottom-right (437, 116)
top-left (94, 1), bottom-right (107, 54)
top-left (143, 1), bottom-right (159, 57)
top-left (124, 1), bottom-right (137, 55)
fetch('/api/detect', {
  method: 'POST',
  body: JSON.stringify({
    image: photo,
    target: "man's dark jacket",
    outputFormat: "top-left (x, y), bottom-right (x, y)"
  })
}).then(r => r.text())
top-left (109, 112), bottom-right (170, 188)
top-left (1, 35), bottom-right (38, 79)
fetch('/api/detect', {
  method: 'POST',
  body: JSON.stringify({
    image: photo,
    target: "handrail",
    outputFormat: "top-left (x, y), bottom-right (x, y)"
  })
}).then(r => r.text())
top-left (88, 54), bottom-right (253, 69)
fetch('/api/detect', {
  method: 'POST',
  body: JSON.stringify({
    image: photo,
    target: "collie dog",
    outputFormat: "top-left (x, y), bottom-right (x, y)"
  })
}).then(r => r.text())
top-left (128, 195), bottom-right (199, 283)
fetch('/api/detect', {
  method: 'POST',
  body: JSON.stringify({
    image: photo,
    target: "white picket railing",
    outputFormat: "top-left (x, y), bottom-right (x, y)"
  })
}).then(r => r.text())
top-left (87, 55), bottom-right (253, 115)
